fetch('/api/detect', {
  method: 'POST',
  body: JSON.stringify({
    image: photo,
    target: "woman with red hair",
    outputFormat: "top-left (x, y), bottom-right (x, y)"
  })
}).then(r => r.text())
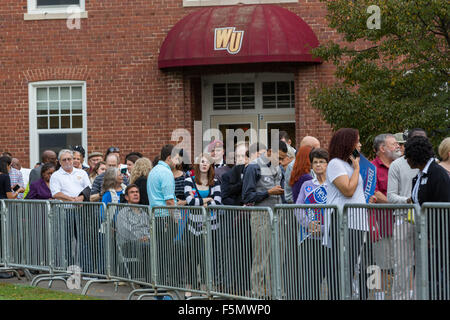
top-left (289, 145), bottom-right (313, 203)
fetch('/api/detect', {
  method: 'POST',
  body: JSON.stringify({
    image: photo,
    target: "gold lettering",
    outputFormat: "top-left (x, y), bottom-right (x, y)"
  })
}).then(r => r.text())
top-left (228, 31), bottom-right (243, 53)
top-left (215, 28), bottom-right (233, 49)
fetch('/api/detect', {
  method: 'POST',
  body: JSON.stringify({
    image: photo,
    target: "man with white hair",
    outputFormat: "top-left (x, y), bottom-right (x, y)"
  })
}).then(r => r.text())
top-left (49, 149), bottom-right (92, 271)
top-left (369, 134), bottom-right (403, 299)
top-left (50, 149), bottom-right (91, 201)
top-left (90, 153), bottom-right (129, 202)
top-left (284, 136), bottom-right (320, 203)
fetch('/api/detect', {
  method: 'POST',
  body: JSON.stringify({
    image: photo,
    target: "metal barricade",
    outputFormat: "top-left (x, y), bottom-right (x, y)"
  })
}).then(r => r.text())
top-left (47, 201), bottom-right (108, 280)
top-left (274, 204), bottom-right (343, 300)
top-left (1, 199), bottom-right (51, 273)
top-left (343, 203), bottom-right (421, 300)
top-left (106, 203), bottom-right (152, 287)
top-left (421, 203), bottom-right (450, 300)
top-left (206, 206), bottom-right (276, 300)
top-left (151, 205), bottom-right (209, 300)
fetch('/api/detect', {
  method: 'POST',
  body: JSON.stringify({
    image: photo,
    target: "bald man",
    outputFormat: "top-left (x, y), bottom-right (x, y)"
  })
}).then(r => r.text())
top-left (28, 150), bottom-right (58, 185)
top-left (284, 136), bottom-right (321, 203)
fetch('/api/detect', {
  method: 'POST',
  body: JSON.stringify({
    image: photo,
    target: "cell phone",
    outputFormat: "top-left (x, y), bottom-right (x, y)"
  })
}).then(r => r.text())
top-left (12, 185), bottom-right (20, 192)
top-left (352, 149), bottom-right (360, 158)
top-left (120, 168), bottom-right (128, 175)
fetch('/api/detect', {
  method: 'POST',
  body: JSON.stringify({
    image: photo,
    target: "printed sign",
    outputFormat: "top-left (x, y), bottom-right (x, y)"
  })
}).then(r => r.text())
top-left (359, 154), bottom-right (377, 203)
top-left (304, 185), bottom-right (327, 205)
top-left (214, 27), bottom-right (244, 54)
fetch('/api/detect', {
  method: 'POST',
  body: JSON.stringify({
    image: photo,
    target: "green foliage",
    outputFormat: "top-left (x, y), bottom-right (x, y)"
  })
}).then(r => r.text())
top-left (310, 0), bottom-right (449, 157)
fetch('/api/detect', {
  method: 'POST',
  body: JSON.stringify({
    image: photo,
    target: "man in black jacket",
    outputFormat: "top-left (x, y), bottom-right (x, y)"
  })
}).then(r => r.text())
top-left (404, 136), bottom-right (450, 205)
top-left (404, 135), bottom-right (450, 299)
top-left (220, 142), bottom-right (251, 294)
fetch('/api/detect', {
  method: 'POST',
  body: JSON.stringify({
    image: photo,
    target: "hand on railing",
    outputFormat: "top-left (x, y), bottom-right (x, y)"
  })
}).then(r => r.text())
top-left (203, 197), bottom-right (212, 207)
top-left (73, 195), bottom-right (84, 202)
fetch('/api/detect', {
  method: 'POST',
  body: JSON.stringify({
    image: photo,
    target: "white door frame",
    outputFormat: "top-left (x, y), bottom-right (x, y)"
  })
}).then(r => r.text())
top-left (202, 72), bottom-right (295, 143)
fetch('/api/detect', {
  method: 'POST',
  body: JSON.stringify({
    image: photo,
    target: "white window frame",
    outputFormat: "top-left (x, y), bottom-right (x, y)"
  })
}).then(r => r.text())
top-left (184, 0), bottom-right (297, 7)
top-left (29, 80), bottom-right (88, 168)
top-left (25, 0), bottom-right (87, 20)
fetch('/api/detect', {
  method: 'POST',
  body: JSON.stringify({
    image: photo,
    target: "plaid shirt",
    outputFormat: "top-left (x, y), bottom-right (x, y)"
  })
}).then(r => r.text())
top-left (9, 167), bottom-right (24, 199)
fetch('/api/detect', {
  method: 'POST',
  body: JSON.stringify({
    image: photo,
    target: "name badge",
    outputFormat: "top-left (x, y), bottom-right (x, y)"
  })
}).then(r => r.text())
top-left (421, 177), bottom-right (428, 185)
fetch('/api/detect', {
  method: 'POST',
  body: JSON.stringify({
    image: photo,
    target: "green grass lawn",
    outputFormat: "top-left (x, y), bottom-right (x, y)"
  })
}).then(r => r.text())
top-left (0, 283), bottom-right (101, 300)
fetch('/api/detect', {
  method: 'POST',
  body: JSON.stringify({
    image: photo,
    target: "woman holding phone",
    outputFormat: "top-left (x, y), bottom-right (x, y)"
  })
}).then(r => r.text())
top-left (0, 156), bottom-right (25, 199)
top-left (325, 128), bottom-right (371, 300)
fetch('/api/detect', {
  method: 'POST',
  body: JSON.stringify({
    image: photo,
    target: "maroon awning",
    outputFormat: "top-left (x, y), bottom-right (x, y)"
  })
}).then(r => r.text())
top-left (158, 4), bottom-right (321, 69)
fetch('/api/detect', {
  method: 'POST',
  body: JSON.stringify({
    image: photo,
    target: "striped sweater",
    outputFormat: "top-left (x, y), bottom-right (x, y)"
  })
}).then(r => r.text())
top-left (184, 176), bottom-right (222, 235)
top-left (184, 176), bottom-right (222, 206)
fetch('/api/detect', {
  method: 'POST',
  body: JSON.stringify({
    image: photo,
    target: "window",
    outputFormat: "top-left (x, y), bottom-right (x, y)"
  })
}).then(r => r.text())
top-left (262, 81), bottom-right (295, 109)
top-left (29, 81), bottom-right (87, 167)
top-left (26, 0), bottom-right (87, 19)
top-left (37, 0), bottom-right (80, 5)
top-left (213, 83), bottom-right (255, 110)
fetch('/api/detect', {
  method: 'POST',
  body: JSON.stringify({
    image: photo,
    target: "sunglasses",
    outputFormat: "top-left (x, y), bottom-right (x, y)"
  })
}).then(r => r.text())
top-left (107, 147), bottom-right (120, 153)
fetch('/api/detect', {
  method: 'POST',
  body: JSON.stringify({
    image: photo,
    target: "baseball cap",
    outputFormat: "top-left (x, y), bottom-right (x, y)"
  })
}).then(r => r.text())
top-left (88, 151), bottom-right (103, 159)
top-left (394, 132), bottom-right (406, 144)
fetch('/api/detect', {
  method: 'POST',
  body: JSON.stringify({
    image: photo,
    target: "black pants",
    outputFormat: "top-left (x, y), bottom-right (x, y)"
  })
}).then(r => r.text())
top-left (348, 229), bottom-right (373, 300)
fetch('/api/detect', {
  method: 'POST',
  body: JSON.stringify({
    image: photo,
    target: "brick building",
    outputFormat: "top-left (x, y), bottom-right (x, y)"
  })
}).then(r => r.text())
top-left (0, 0), bottom-right (353, 167)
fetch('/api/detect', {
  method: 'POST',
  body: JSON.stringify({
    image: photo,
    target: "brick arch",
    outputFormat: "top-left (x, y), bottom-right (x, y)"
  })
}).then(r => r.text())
top-left (22, 66), bottom-right (90, 82)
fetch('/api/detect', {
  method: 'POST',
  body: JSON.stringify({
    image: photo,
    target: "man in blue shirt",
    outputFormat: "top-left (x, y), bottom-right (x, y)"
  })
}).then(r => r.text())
top-left (147, 144), bottom-right (181, 293)
top-left (147, 144), bottom-right (180, 209)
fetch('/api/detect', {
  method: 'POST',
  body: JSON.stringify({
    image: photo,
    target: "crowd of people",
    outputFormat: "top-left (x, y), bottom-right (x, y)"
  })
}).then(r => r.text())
top-left (0, 129), bottom-right (449, 299)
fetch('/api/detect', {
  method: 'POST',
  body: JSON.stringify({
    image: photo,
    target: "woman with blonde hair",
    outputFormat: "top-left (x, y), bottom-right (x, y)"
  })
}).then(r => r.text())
top-left (438, 137), bottom-right (450, 177)
top-left (129, 157), bottom-right (153, 205)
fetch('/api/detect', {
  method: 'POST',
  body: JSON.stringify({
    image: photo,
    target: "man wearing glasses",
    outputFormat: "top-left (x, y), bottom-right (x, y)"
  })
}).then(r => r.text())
top-left (50, 149), bottom-right (91, 202)
top-left (89, 153), bottom-right (129, 202)
top-left (49, 149), bottom-right (92, 270)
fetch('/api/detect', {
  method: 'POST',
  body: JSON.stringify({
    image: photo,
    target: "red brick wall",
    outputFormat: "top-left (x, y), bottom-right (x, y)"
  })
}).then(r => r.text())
top-left (0, 0), bottom-right (355, 167)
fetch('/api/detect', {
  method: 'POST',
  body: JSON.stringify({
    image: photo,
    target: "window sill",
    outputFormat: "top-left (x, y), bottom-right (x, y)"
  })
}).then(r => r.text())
top-left (24, 11), bottom-right (88, 20)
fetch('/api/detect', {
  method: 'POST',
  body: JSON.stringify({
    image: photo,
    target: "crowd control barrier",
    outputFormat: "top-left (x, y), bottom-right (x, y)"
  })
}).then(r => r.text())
top-left (273, 204), bottom-right (344, 300)
top-left (1, 200), bottom-right (449, 300)
top-left (207, 206), bottom-right (275, 300)
top-left (342, 203), bottom-right (424, 300)
top-left (420, 203), bottom-right (450, 300)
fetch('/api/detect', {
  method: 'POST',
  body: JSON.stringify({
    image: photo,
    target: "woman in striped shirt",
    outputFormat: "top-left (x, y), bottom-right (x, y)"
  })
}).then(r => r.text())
top-left (184, 153), bottom-right (222, 208)
top-left (184, 153), bottom-right (222, 290)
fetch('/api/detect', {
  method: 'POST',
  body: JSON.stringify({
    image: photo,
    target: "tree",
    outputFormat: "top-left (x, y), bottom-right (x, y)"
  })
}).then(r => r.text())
top-left (310, 0), bottom-right (449, 157)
